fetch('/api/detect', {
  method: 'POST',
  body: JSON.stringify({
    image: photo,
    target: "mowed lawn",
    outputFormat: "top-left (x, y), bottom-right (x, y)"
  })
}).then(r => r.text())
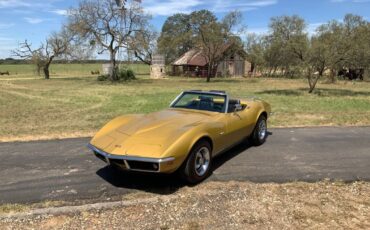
top-left (1, 72), bottom-right (370, 141)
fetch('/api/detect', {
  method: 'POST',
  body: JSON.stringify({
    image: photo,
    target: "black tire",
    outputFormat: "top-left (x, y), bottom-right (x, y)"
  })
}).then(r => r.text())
top-left (180, 140), bottom-right (212, 184)
top-left (249, 115), bottom-right (267, 146)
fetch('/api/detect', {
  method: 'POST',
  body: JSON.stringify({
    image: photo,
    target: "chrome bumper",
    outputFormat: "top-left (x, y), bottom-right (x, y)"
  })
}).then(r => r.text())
top-left (87, 143), bottom-right (175, 173)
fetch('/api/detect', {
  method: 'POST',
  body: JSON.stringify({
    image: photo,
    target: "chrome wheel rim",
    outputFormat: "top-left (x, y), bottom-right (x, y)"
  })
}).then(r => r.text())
top-left (258, 119), bottom-right (267, 141)
top-left (194, 147), bottom-right (210, 177)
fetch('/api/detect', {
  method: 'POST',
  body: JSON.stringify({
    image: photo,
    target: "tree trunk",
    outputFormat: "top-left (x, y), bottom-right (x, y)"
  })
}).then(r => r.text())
top-left (109, 50), bottom-right (118, 81)
top-left (268, 67), bottom-right (273, 77)
top-left (43, 66), bottom-right (50, 79)
top-left (272, 66), bottom-right (278, 75)
top-left (43, 57), bottom-right (54, 80)
top-left (36, 64), bottom-right (42, 76)
top-left (206, 63), bottom-right (212, 82)
top-left (308, 74), bottom-right (320, 93)
top-left (251, 63), bottom-right (255, 75)
top-left (329, 68), bottom-right (336, 83)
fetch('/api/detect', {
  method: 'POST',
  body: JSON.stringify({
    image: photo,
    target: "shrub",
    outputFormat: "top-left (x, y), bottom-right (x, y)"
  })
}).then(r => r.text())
top-left (126, 69), bottom-right (135, 80)
top-left (97, 74), bottom-right (109, 81)
top-left (97, 69), bottom-right (136, 82)
top-left (118, 69), bottom-right (136, 81)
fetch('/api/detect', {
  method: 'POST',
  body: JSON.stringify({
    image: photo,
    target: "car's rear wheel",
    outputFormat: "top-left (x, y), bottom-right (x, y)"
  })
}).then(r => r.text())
top-left (249, 115), bottom-right (267, 146)
top-left (181, 140), bottom-right (212, 184)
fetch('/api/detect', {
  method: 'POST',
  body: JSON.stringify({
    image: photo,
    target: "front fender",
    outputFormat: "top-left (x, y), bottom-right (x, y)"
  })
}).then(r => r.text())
top-left (161, 122), bottom-right (224, 172)
top-left (91, 114), bottom-right (143, 142)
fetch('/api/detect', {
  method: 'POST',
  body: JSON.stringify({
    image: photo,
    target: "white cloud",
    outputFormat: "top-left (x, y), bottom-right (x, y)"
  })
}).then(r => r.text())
top-left (144, 0), bottom-right (203, 16)
top-left (0, 0), bottom-right (62, 10)
top-left (50, 9), bottom-right (68, 16)
top-left (0, 0), bottom-right (31, 8)
top-left (245, 0), bottom-right (278, 7)
top-left (307, 22), bottom-right (325, 35)
top-left (143, 0), bottom-right (278, 16)
top-left (0, 23), bottom-right (15, 29)
top-left (24, 17), bottom-right (44, 24)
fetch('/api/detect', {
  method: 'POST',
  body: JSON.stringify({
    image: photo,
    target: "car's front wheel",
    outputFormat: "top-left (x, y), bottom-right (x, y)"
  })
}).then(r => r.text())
top-left (181, 140), bottom-right (212, 184)
top-left (249, 115), bottom-right (267, 146)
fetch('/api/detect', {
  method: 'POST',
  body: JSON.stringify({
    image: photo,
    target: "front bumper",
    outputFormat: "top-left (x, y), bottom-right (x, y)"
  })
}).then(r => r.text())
top-left (87, 143), bottom-right (176, 173)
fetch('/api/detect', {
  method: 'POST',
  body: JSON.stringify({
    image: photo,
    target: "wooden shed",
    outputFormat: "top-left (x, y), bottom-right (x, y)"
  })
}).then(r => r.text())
top-left (171, 44), bottom-right (250, 77)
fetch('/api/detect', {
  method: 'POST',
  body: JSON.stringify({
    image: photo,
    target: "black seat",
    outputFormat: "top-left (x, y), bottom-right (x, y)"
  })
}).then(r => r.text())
top-left (198, 96), bottom-right (214, 111)
top-left (228, 99), bottom-right (241, 113)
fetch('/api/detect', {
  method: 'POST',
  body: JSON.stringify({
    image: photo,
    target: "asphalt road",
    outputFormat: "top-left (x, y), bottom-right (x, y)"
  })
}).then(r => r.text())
top-left (0, 127), bottom-right (369, 205)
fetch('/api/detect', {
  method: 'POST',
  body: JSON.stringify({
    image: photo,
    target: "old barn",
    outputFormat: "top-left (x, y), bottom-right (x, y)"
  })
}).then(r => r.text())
top-left (171, 44), bottom-right (251, 77)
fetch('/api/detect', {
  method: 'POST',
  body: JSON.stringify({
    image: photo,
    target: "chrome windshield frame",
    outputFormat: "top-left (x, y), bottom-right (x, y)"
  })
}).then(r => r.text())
top-left (169, 90), bottom-right (229, 114)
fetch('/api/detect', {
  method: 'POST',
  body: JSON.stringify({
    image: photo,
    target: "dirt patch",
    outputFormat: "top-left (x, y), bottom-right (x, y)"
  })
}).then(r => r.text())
top-left (1, 181), bottom-right (369, 229)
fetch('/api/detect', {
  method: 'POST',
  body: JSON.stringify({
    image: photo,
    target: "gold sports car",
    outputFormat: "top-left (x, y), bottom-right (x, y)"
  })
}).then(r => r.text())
top-left (88, 90), bottom-right (271, 184)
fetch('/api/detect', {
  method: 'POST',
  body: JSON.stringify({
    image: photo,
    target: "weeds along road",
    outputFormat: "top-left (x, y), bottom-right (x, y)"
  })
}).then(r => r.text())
top-left (0, 127), bottom-right (369, 205)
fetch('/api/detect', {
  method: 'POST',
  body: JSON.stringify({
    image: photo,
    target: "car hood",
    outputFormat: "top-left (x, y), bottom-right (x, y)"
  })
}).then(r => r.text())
top-left (92, 109), bottom-right (217, 158)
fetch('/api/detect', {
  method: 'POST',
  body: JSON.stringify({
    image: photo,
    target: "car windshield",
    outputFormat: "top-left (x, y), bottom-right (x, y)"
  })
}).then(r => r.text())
top-left (171, 92), bottom-right (227, 113)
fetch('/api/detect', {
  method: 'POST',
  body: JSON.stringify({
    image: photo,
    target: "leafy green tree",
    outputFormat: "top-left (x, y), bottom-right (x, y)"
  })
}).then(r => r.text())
top-left (341, 14), bottom-right (370, 70)
top-left (192, 11), bottom-right (243, 82)
top-left (158, 10), bottom-right (243, 82)
top-left (307, 14), bottom-right (369, 89)
top-left (245, 33), bottom-right (265, 75)
top-left (266, 15), bottom-right (309, 76)
top-left (157, 13), bottom-right (193, 63)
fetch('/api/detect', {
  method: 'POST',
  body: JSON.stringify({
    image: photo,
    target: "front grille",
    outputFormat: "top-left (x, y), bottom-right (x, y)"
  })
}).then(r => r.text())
top-left (109, 159), bottom-right (128, 169)
top-left (109, 158), bottom-right (125, 166)
top-left (92, 147), bottom-right (160, 172)
top-left (127, 161), bottom-right (159, 172)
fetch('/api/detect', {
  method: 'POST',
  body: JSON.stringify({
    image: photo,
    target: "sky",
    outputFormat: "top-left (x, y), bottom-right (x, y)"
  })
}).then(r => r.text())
top-left (0, 0), bottom-right (369, 59)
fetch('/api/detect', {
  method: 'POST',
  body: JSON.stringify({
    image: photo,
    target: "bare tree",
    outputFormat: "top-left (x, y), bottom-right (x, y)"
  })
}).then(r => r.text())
top-left (67, 0), bottom-right (149, 81)
top-left (13, 32), bottom-right (69, 79)
top-left (130, 27), bottom-right (158, 65)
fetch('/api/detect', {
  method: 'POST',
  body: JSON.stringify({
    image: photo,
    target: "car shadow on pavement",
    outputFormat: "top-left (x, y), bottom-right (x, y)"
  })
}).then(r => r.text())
top-left (96, 166), bottom-right (185, 195)
top-left (211, 130), bottom-right (272, 171)
top-left (96, 132), bottom-right (273, 195)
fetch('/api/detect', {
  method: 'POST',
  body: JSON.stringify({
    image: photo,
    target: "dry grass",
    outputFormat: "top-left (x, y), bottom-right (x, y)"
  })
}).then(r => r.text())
top-left (0, 63), bottom-right (150, 79)
top-left (1, 181), bottom-right (369, 229)
top-left (1, 76), bottom-right (370, 142)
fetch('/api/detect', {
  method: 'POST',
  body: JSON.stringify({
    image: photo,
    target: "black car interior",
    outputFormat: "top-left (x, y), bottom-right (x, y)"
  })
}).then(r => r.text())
top-left (228, 99), bottom-right (247, 113)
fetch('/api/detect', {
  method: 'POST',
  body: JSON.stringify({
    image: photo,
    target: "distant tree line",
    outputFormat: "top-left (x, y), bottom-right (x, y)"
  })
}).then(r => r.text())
top-left (245, 14), bottom-right (369, 92)
top-left (158, 12), bottom-right (369, 91)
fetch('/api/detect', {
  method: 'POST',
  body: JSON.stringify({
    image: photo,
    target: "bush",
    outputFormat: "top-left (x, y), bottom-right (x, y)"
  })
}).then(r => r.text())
top-left (97, 69), bottom-right (136, 82)
top-left (97, 74), bottom-right (109, 81)
top-left (118, 69), bottom-right (136, 81)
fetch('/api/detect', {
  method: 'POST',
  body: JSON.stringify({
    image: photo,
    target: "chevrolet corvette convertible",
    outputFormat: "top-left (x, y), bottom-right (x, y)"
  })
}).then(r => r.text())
top-left (88, 90), bottom-right (271, 183)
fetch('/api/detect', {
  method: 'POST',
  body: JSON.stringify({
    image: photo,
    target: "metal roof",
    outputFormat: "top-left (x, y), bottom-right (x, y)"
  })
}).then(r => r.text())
top-left (172, 43), bottom-right (247, 67)
top-left (172, 50), bottom-right (208, 66)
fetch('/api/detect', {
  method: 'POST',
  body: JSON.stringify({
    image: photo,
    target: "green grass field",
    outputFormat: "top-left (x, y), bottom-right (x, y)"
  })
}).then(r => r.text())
top-left (1, 65), bottom-right (370, 141)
